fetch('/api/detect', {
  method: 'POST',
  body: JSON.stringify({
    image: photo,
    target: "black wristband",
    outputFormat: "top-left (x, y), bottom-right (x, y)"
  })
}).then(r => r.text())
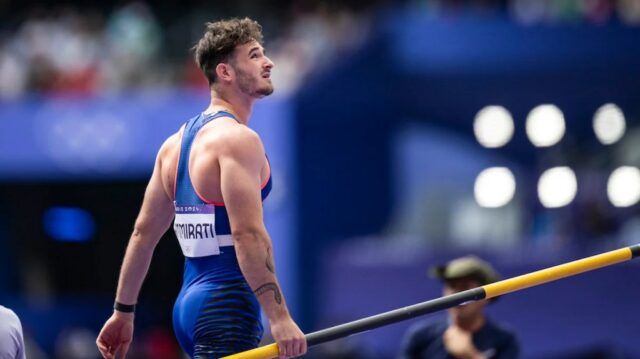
top-left (114, 301), bottom-right (136, 313)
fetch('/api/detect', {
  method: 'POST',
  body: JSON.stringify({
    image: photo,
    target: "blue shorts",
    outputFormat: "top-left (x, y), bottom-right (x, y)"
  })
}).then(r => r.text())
top-left (172, 279), bottom-right (264, 358)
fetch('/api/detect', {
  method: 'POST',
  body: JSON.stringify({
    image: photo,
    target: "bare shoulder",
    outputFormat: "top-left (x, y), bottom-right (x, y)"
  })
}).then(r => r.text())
top-left (203, 122), bottom-right (264, 159)
top-left (227, 125), bottom-right (263, 150)
top-left (153, 128), bottom-right (183, 199)
top-left (157, 127), bottom-right (183, 162)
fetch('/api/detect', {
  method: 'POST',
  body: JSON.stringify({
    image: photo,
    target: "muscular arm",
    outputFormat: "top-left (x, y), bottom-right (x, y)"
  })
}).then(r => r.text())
top-left (114, 150), bottom-right (175, 306)
top-left (219, 129), bottom-right (290, 322)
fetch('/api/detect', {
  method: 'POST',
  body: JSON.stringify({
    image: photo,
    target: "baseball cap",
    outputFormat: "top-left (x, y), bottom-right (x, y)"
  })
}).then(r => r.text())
top-left (429, 255), bottom-right (499, 285)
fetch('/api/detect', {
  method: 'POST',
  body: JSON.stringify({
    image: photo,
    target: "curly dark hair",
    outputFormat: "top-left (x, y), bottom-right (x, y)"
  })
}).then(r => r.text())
top-left (193, 17), bottom-right (264, 86)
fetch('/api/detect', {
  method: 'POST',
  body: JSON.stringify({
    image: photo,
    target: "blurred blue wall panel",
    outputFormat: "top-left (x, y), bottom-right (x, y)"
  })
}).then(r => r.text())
top-left (0, 90), bottom-right (298, 181)
top-left (0, 91), bottom-right (203, 179)
top-left (389, 13), bottom-right (640, 75)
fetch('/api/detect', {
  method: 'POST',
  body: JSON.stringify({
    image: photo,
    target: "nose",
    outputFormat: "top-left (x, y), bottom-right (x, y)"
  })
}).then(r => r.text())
top-left (264, 56), bottom-right (274, 70)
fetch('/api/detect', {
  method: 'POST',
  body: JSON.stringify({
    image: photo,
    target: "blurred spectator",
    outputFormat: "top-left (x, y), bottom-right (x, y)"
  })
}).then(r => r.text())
top-left (399, 256), bottom-right (519, 359)
top-left (0, 305), bottom-right (26, 359)
top-left (0, 1), bottom-right (379, 99)
top-left (0, 38), bottom-right (28, 99)
top-left (1, 0), bottom-right (639, 100)
top-left (102, 2), bottom-right (163, 90)
top-left (4, 0), bottom-right (630, 100)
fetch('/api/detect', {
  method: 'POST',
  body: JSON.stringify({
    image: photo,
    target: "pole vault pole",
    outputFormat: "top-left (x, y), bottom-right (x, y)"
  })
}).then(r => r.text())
top-left (221, 244), bottom-right (640, 359)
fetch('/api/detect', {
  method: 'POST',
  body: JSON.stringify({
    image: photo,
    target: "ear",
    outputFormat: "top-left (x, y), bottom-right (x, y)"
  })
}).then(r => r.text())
top-left (215, 63), bottom-right (234, 83)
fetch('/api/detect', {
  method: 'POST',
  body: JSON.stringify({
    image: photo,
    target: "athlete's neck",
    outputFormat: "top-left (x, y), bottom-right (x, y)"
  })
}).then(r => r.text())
top-left (206, 88), bottom-right (254, 125)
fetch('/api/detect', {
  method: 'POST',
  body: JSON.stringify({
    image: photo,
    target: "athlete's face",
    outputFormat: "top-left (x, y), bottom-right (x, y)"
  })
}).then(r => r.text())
top-left (444, 277), bottom-right (487, 322)
top-left (230, 40), bottom-right (274, 98)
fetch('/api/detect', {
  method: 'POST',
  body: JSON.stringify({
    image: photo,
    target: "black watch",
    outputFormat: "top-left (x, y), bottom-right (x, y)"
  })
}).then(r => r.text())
top-left (113, 301), bottom-right (136, 313)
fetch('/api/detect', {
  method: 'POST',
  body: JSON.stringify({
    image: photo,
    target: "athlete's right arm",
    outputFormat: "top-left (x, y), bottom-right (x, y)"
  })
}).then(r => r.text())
top-left (218, 128), bottom-right (306, 358)
top-left (97, 139), bottom-right (176, 359)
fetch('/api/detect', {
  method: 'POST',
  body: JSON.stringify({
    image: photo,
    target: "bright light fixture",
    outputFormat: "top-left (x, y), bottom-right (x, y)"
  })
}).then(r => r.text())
top-left (526, 104), bottom-right (565, 147)
top-left (474, 167), bottom-right (516, 208)
top-left (593, 103), bottom-right (626, 145)
top-left (473, 106), bottom-right (515, 148)
top-left (538, 167), bottom-right (577, 208)
top-left (607, 166), bottom-right (640, 207)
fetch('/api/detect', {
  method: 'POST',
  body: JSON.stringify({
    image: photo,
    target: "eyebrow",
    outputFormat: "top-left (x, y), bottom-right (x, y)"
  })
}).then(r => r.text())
top-left (248, 46), bottom-right (263, 56)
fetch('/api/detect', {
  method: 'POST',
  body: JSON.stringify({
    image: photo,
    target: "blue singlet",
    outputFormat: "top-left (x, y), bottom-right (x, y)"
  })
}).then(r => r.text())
top-left (171, 111), bottom-right (272, 358)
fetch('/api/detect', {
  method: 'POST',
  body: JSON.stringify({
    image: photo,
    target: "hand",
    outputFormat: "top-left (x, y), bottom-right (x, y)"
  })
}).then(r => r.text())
top-left (96, 311), bottom-right (134, 359)
top-left (270, 317), bottom-right (307, 358)
top-left (443, 325), bottom-right (484, 359)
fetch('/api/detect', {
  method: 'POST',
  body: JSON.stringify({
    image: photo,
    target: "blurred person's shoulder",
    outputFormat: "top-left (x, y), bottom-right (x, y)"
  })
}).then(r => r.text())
top-left (484, 319), bottom-right (518, 337)
top-left (482, 319), bottom-right (519, 347)
top-left (406, 317), bottom-right (448, 341)
top-left (0, 305), bottom-right (21, 327)
top-left (0, 306), bottom-right (27, 359)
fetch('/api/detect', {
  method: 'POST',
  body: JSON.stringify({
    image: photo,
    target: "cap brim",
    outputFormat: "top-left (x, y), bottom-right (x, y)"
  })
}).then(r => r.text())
top-left (428, 264), bottom-right (448, 280)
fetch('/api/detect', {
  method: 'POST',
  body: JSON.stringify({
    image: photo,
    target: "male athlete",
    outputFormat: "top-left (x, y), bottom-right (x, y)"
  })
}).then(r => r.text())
top-left (96, 18), bottom-right (306, 358)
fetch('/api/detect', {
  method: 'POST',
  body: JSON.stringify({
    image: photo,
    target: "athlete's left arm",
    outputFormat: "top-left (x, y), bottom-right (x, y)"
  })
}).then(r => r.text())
top-left (97, 145), bottom-right (175, 359)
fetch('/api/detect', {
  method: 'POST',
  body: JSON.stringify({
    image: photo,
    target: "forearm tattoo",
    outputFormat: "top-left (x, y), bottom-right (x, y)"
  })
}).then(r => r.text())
top-left (266, 248), bottom-right (275, 274)
top-left (254, 282), bottom-right (282, 304)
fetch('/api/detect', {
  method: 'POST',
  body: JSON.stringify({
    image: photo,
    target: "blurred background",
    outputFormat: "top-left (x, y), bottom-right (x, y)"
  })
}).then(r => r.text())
top-left (1, 0), bottom-right (640, 358)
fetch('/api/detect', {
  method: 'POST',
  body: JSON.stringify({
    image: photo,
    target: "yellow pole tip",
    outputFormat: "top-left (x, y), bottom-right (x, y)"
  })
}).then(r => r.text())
top-left (220, 343), bottom-right (280, 359)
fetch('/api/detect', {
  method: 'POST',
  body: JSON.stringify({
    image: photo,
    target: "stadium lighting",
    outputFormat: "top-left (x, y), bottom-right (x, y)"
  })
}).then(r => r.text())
top-left (538, 167), bottom-right (577, 208)
top-left (473, 106), bottom-right (515, 148)
top-left (593, 103), bottom-right (626, 145)
top-left (607, 166), bottom-right (640, 207)
top-left (526, 104), bottom-right (565, 147)
top-left (474, 167), bottom-right (516, 208)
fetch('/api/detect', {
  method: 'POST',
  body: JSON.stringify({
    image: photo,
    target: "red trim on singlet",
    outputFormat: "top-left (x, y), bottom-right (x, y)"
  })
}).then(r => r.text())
top-left (172, 125), bottom-right (188, 200)
top-left (193, 164), bottom-right (271, 206)
top-left (172, 145), bottom-right (181, 201)
top-left (193, 184), bottom-right (225, 206)
top-left (261, 164), bottom-right (271, 188)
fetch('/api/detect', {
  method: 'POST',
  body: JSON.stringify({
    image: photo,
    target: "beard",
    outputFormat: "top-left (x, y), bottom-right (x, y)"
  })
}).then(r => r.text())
top-left (235, 66), bottom-right (274, 97)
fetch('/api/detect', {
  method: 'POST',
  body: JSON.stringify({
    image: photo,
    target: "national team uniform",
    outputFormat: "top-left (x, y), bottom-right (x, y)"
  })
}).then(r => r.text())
top-left (171, 111), bottom-right (272, 358)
